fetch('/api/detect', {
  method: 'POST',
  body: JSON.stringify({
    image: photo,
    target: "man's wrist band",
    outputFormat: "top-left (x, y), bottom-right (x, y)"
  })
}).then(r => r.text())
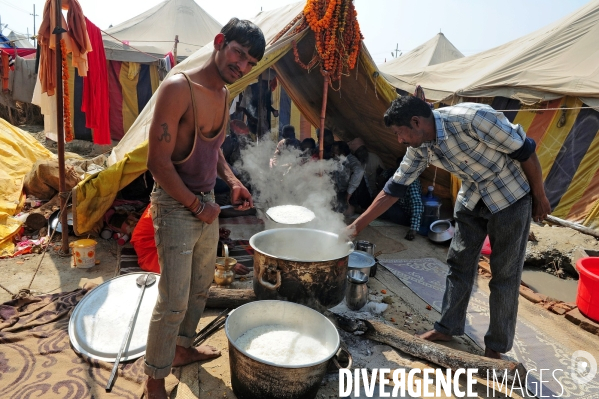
top-left (188, 197), bottom-right (200, 211)
top-left (192, 202), bottom-right (205, 216)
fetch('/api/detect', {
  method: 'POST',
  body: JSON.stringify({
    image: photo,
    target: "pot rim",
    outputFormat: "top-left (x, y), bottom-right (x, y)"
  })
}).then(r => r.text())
top-left (225, 300), bottom-right (341, 369)
top-left (249, 228), bottom-right (354, 262)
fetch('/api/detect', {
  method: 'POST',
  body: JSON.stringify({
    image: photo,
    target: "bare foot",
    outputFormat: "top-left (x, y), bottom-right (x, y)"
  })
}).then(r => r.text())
top-left (172, 344), bottom-right (221, 367)
top-left (416, 329), bottom-right (452, 342)
top-left (145, 377), bottom-right (167, 399)
top-left (484, 347), bottom-right (502, 359)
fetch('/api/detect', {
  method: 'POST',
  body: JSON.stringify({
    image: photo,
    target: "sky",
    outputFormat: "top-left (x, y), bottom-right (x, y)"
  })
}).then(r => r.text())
top-left (1, 0), bottom-right (593, 64)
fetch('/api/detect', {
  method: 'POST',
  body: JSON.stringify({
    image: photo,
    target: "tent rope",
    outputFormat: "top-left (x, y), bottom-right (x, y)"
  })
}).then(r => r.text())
top-left (100, 29), bottom-right (162, 61)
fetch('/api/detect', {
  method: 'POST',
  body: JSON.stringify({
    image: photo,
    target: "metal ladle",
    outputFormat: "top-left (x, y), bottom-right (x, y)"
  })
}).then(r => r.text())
top-left (106, 273), bottom-right (157, 391)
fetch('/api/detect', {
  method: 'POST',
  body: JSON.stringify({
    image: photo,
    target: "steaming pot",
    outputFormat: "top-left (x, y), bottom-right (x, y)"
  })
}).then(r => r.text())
top-left (250, 228), bottom-right (354, 312)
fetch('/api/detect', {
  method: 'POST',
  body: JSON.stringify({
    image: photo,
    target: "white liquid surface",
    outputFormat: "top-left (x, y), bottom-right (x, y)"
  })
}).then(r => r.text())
top-left (266, 205), bottom-right (315, 225)
top-left (236, 325), bottom-right (330, 366)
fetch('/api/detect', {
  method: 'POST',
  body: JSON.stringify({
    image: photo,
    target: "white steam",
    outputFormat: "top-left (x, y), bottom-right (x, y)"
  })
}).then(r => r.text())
top-left (235, 137), bottom-right (348, 237)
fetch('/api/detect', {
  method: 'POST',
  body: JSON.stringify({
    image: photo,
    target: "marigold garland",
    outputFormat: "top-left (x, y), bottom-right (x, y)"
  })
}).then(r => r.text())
top-left (298, 0), bottom-right (363, 88)
top-left (60, 39), bottom-right (73, 142)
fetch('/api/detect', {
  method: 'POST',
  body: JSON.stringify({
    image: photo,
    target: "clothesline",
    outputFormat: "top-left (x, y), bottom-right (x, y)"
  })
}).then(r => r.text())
top-left (493, 106), bottom-right (598, 112)
top-left (100, 29), bottom-right (163, 61)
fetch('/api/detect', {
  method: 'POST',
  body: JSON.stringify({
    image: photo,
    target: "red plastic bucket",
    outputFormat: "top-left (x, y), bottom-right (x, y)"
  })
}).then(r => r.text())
top-left (576, 257), bottom-right (599, 323)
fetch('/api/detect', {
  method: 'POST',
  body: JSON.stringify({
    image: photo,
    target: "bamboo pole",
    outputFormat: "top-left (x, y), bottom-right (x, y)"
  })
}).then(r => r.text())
top-left (54, 0), bottom-right (69, 254)
top-left (173, 35), bottom-right (178, 66)
top-left (318, 71), bottom-right (330, 159)
top-left (545, 215), bottom-right (599, 239)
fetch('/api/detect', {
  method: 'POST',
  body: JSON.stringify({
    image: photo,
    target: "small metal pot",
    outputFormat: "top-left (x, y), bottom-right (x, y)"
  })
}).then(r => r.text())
top-left (346, 270), bottom-right (368, 311)
top-left (428, 220), bottom-right (455, 243)
top-left (348, 250), bottom-right (376, 276)
top-left (226, 300), bottom-right (352, 399)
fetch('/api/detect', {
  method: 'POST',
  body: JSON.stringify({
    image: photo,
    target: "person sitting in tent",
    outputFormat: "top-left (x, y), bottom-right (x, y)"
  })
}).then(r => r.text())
top-left (269, 124), bottom-right (301, 167)
top-left (143, 18), bottom-right (265, 398)
top-left (347, 96), bottom-right (550, 360)
top-left (331, 140), bottom-right (364, 216)
top-left (300, 138), bottom-right (319, 164)
top-left (239, 77), bottom-right (279, 138)
top-left (347, 137), bottom-right (384, 211)
top-left (377, 158), bottom-right (424, 241)
top-left (317, 128), bottom-right (335, 160)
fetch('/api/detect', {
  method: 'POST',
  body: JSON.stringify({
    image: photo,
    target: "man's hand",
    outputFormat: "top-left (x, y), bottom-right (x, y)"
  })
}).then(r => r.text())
top-left (346, 192), bottom-right (352, 203)
top-left (345, 224), bottom-right (357, 240)
top-left (405, 229), bottom-right (416, 241)
top-left (233, 263), bottom-right (250, 275)
top-left (231, 184), bottom-right (253, 211)
top-left (194, 202), bottom-right (220, 224)
top-left (532, 193), bottom-right (551, 223)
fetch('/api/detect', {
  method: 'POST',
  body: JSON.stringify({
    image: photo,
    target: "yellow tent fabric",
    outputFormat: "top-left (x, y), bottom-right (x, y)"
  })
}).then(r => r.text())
top-left (0, 118), bottom-right (54, 256)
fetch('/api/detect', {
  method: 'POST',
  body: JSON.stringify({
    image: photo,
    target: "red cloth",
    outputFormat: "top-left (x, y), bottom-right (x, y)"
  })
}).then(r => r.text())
top-left (81, 18), bottom-right (111, 145)
top-left (166, 51), bottom-right (175, 68)
top-left (131, 205), bottom-right (161, 273)
top-left (0, 48), bottom-right (36, 58)
top-left (1, 51), bottom-right (9, 91)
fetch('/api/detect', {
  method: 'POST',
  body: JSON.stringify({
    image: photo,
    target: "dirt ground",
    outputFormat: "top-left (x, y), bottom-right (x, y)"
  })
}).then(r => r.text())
top-left (2, 218), bottom-right (599, 399)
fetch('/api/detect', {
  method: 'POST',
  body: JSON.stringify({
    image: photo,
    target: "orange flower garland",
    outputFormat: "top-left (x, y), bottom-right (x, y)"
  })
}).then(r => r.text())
top-left (298, 0), bottom-right (363, 87)
top-left (60, 39), bottom-right (73, 142)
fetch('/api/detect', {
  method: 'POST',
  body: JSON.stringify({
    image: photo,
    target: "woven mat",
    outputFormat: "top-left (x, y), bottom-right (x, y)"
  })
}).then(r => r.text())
top-left (0, 288), bottom-right (179, 398)
top-left (379, 258), bottom-right (599, 398)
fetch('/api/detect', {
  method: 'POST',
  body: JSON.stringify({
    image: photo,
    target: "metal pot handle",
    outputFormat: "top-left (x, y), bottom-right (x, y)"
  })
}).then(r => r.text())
top-left (332, 347), bottom-right (353, 370)
top-left (258, 265), bottom-right (282, 291)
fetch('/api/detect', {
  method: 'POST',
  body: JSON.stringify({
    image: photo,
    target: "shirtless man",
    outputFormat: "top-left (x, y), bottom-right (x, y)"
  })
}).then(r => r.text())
top-left (144, 19), bottom-right (265, 398)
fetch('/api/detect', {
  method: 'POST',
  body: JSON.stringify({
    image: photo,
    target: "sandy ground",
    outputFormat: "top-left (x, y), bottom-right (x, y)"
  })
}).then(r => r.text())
top-left (2, 219), bottom-right (598, 399)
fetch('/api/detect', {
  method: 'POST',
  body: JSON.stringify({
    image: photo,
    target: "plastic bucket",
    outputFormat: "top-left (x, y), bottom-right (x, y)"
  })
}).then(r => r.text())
top-left (576, 257), bottom-right (599, 323)
top-left (71, 239), bottom-right (98, 269)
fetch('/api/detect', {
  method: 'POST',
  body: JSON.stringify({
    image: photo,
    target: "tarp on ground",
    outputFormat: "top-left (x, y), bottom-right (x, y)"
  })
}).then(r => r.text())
top-left (74, 1), bottom-right (438, 234)
top-left (382, 0), bottom-right (599, 107)
top-left (0, 118), bottom-right (54, 256)
top-left (102, 0), bottom-right (222, 62)
top-left (378, 32), bottom-right (463, 75)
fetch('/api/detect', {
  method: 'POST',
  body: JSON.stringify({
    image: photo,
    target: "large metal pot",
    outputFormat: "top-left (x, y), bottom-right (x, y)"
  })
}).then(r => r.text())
top-left (226, 300), bottom-right (350, 399)
top-left (250, 228), bottom-right (353, 312)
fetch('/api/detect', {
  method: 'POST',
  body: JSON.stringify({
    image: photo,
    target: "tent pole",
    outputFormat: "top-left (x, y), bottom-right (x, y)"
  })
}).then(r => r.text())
top-left (257, 73), bottom-right (263, 140)
top-left (318, 72), bottom-right (330, 159)
top-left (54, 0), bottom-right (69, 254)
top-left (173, 35), bottom-right (178, 66)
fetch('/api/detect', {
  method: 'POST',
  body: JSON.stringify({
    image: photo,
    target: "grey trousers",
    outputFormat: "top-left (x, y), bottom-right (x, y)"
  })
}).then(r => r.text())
top-left (434, 194), bottom-right (532, 353)
top-left (144, 187), bottom-right (218, 379)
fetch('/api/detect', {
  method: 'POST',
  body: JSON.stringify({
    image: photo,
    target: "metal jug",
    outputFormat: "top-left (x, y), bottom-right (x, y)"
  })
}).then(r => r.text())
top-left (356, 240), bottom-right (377, 277)
top-left (346, 270), bottom-right (368, 311)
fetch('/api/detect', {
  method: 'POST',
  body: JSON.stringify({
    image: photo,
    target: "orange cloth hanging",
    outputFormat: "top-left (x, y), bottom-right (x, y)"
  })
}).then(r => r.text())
top-left (37, 0), bottom-right (92, 96)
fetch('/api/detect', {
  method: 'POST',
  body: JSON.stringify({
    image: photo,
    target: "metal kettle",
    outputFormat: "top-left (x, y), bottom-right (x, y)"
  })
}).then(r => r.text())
top-left (345, 270), bottom-right (368, 311)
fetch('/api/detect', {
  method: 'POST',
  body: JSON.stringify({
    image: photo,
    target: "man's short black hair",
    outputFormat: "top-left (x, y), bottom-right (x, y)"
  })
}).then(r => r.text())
top-left (384, 96), bottom-right (432, 128)
top-left (301, 138), bottom-right (316, 150)
top-left (282, 124), bottom-right (296, 139)
top-left (221, 18), bottom-right (266, 61)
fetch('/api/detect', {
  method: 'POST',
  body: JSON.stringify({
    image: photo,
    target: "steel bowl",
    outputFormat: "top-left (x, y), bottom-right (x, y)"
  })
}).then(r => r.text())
top-left (348, 250), bottom-right (376, 276)
top-left (428, 220), bottom-right (455, 243)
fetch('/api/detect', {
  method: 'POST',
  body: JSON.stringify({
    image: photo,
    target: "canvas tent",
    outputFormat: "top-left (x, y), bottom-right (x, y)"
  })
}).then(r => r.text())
top-left (102, 0), bottom-right (222, 63)
top-left (6, 31), bottom-right (34, 49)
top-left (382, 0), bottom-right (599, 229)
top-left (378, 32), bottom-right (463, 76)
top-left (73, 1), bottom-right (442, 234)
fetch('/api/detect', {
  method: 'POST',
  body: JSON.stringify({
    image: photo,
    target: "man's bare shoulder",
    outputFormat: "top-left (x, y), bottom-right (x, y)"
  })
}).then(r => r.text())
top-left (159, 74), bottom-right (190, 96)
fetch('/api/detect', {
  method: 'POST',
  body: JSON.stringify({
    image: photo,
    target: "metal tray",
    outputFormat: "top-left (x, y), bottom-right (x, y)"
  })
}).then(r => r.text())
top-left (68, 272), bottom-right (160, 362)
top-left (348, 250), bottom-right (376, 268)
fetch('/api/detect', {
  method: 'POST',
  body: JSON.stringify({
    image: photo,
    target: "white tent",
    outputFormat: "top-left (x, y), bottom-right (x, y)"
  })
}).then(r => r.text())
top-left (379, 33), bottom-right (463, 75)
top-left (7, 31), bottom-right (34, 48)
top-left (102, 0), bottom-right (222, 62)
top-left (382, 0), bottom-right (599, 107)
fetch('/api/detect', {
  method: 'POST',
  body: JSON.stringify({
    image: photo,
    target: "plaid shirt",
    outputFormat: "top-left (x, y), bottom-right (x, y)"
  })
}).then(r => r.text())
top-left (390, 103), bottom-right (530, 213)
top-left (397, 179), bottom-right (424, 231)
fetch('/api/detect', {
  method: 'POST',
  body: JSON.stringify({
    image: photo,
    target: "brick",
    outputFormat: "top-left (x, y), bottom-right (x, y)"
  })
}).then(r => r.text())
top-left (519, 286), bottom-right (543, 303)
top-left (550, 306), bottom-right (567, 316)
top-left (565, 308), bottom-right (599, 336)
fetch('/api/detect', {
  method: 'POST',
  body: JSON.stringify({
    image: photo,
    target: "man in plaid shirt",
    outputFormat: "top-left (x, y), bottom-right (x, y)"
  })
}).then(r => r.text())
top-left (348, 96), bottom-right (550, 359)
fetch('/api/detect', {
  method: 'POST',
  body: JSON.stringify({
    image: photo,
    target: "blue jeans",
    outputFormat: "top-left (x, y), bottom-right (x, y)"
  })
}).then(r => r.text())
top-left (144, 187), bottom-right (218, 379)
top-left (434, 194), bottom-right (532, 353)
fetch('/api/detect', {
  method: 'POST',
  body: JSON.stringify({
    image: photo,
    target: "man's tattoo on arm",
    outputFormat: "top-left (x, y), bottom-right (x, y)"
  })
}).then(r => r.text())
top-left (158, 123), bottom-right (171, 143)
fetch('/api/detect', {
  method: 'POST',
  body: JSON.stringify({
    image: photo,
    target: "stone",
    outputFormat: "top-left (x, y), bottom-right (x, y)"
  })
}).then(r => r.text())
top-left (519, 286), bottom-right (543, 303)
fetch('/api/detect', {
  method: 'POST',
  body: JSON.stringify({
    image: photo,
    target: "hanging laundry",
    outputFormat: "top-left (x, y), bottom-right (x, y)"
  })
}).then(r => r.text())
top-left (81, 18), bottom-right (110, 145)
top-left (166, 51), bottom-right (175, 68)
top-left (37, 0), bottom-right (92, 96)
top-left (11, 56), bottom-right (37, 103)
top-left (1, 51), bottom-right (9, 91)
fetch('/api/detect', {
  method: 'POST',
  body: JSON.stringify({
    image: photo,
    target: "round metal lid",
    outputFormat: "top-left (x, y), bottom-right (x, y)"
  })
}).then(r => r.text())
top-left (348, 250), bottom-right (376, 268)
top-left (68, 272), bottom-right (160, 362)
